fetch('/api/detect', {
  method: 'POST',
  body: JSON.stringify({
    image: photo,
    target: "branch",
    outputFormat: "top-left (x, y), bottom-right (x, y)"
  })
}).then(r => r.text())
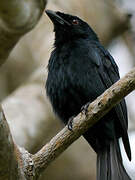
top-left (0, 0), bottom-right (47, 66)
top-left (0, 104), bottom-right (39, 179)
top-left (1, 65), bottom-right (135, 179)
top-left (32, 67), bottom-right (135, 178)
top-left (0, 105), bottom-right (20, 179)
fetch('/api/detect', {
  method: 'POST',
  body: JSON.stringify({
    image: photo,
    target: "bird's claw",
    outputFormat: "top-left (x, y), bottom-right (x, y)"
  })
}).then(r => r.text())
top-left (81, 102), bottom-right (90, 115)
top-left (67, 116), bottom-right (75, 131)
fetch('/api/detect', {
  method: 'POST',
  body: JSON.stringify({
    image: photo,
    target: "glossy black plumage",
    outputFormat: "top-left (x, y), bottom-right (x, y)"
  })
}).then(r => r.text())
top-left (45, 10), bottom-right (131, 180)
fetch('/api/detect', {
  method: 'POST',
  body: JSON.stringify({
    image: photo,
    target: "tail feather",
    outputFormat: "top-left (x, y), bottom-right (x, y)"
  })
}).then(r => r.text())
top-left (97, 149), bottom-right (108, 180)
top-left (97, 141), bottom-right (131, 180)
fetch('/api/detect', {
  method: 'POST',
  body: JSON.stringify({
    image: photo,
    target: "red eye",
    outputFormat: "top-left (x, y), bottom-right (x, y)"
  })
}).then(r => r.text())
top-left (72, 19), bottom-right (79, 25)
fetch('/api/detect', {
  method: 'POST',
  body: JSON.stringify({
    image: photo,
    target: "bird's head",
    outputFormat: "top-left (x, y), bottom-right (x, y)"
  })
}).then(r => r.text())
top-left (45, 10), bottom-right (98, 46)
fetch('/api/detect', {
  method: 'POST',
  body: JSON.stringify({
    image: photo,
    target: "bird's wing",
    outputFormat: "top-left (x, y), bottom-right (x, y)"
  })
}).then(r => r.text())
top-left (90, 43), bottom-right (131, 160)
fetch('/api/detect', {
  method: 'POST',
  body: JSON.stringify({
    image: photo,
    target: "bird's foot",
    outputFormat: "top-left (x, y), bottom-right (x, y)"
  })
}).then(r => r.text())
top-left (67, 116), bottom-right (75, 131)
top-left (81, 102), bottom-right (90, 115)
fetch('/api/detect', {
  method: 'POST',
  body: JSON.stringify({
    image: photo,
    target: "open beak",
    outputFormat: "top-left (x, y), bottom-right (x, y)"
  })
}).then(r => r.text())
top-left (45, 10), bottom-right (71, 26)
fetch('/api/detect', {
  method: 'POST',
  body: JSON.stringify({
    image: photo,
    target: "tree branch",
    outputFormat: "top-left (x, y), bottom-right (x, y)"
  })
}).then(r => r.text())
top-left (1, 66), bottom-right (135, 179)
top-left (0, 105), bottom-right (20, 179)
top-left (0, 0), bottom-right (47, 66)
top-left (32, 67), bottom-right (135, 178)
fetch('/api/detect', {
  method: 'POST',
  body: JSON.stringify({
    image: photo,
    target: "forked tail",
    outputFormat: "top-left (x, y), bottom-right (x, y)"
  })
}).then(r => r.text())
top-left (97, 140), bottom-right (131, 180)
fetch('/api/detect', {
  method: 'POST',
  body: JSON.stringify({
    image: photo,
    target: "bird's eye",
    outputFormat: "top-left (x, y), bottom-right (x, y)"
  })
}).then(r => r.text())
top-left (72, 19), bottom-right (79, 25)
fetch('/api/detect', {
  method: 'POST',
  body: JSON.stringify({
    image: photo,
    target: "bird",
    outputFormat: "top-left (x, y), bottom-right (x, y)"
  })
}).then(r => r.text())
top-left (45, 9), bottom-right (131, 180)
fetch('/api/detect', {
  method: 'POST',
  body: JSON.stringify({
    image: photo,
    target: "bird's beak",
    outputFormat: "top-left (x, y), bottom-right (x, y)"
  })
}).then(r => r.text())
top-left (45, 10), bottom-right (71, 26)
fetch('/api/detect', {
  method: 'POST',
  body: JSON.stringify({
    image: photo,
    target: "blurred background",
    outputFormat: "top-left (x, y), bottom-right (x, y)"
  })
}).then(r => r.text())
top-left (1, 0), bottom-right (135, 179)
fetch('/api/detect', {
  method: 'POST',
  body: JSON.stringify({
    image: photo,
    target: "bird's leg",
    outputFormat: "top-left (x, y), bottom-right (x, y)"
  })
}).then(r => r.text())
top-left (81, 102), bottom-right (90, 115)
top-left (67, 116), bottom-right (75, 131)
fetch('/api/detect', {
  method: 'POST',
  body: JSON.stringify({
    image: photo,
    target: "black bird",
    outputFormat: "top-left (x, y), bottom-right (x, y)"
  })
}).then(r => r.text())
top-left (45, 10), bottom-right (131, 180)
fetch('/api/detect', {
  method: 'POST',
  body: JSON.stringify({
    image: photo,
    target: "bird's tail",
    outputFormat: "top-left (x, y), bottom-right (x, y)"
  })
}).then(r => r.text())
top-left (97, 140), bottom-right (131, 180)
